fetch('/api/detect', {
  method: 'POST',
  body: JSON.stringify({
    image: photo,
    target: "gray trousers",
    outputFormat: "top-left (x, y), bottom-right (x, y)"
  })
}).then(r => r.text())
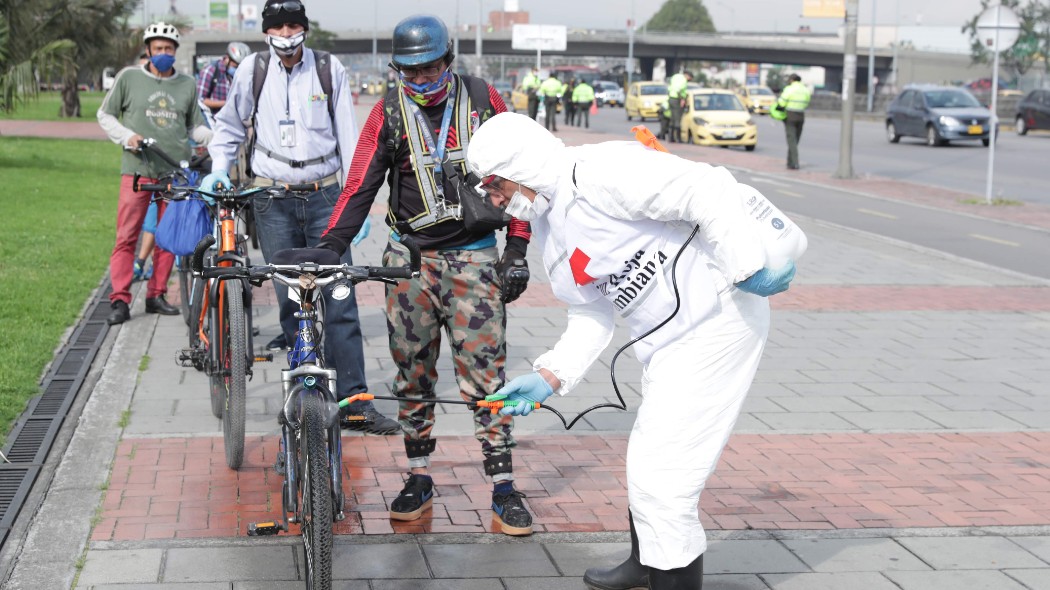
top-left (784, 111), bottom-right (805, 169)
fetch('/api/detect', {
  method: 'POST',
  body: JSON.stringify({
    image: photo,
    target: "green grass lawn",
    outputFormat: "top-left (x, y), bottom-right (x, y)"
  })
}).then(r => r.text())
top-left (0, 91), bottom-right (106, 122)
top-left (0, 137), bottom-right (120, 443)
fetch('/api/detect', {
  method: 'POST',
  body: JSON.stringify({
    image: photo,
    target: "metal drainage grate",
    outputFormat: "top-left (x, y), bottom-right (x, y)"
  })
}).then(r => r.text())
top-left (0, 281), bottom-right (112, 553)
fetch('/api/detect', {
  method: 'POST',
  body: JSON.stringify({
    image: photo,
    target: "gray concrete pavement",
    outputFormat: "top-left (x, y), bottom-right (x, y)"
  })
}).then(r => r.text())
top-left (1, 96), bottom-right (1048, 590)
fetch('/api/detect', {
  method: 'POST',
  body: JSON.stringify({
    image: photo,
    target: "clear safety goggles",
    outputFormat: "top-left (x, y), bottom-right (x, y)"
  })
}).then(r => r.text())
top-left (391, 60), bottom-right (445, 79)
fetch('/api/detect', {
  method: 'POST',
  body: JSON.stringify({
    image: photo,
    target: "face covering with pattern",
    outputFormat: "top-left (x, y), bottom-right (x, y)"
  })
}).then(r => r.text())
top-left (268, 31), bottom-right (306, 57)
top-left (150, 53), bottom-right (176, 73)
top-left (400, 70), bottom-right (453, 107)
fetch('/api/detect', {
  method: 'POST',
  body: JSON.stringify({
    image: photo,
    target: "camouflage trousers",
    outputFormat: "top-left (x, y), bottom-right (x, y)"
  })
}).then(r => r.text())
top-left (383, 239), bottom-right (516, 476)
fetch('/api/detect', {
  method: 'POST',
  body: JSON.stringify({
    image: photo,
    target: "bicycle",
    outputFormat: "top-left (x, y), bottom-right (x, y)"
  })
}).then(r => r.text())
top-left (190, 235), bottom-right (421, 590)
top-left (133, 175), bottom-right (313, 470)
top-left (125, 138), bottom-right (211, 324)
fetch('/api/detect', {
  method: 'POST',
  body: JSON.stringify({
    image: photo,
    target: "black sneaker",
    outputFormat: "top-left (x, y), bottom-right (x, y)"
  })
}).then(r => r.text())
top-left (492, 489), bottom-right (533, 536)
top-left (389, 474), bottom-right (434, 521)
top-left (341, 407), bottom-right (402, 435)
top-left (265, 334), bottom-right (288, 351)
top-left (145, 295), bottom-right (180, 315)
top-left (106, 301), bottom-right (130, 325)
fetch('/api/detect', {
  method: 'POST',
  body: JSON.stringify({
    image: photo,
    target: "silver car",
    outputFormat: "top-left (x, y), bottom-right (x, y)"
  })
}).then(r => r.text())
top-left (594, 81), bottom-right (625, 107)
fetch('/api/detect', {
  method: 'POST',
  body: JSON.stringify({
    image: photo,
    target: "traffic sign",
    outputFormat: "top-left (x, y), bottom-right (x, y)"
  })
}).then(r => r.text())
top-left (976, 5), bottom-right (1021, 52)
top-left (512, 25), bottom-right (567, 52)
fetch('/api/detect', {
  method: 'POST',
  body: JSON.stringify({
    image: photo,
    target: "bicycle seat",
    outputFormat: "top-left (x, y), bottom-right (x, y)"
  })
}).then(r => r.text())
top-left (271, 248), bottom-right (341, 266)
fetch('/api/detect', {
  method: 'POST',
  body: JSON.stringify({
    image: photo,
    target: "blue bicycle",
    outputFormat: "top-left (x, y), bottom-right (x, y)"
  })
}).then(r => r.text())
top-left (190, 235), bottom-right (420, 590)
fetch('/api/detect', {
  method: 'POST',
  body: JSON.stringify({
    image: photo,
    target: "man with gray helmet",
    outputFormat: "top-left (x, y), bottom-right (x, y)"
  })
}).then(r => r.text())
top-left (318, 14), bottom-right (536, 536)
top-left (202, 0), bottom-right (400, 435)
top-left (197, 41), bottom-right (251, 115)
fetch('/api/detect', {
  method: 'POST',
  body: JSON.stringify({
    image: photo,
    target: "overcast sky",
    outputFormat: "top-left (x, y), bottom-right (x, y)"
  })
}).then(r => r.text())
top-left (161, 0), bottom-right (984, 34)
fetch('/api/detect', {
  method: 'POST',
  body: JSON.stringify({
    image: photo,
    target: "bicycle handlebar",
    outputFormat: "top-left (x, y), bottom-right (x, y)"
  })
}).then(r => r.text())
top-left (189, 234), bottom-right (422, 282)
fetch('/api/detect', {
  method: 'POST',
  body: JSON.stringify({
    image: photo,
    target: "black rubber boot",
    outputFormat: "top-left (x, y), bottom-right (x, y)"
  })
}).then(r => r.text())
top-left (583, 511), bottom-right (648, 590)
top-left (647, 553), bottom-right (703, 590)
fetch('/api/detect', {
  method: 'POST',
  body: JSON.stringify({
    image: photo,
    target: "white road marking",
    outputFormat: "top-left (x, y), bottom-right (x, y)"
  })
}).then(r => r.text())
top-left (858, 208), bottom-right (898, 220)
top-left (970, 233), bottom-right (1020, 247)
top-left (777, 189), bottom-right (804, 198)
top-left (748, 176), bottom-right (790, 187)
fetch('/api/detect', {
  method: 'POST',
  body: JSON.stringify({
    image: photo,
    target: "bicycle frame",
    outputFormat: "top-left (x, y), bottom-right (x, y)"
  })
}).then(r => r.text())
top-left (276, 277), bottom-right (345, 526)
top-left (197, 201), bottom-right (255, 371)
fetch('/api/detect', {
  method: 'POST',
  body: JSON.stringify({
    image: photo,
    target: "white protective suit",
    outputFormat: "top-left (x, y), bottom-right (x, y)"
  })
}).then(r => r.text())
top-left (467, 113), bottom-right (806, 570)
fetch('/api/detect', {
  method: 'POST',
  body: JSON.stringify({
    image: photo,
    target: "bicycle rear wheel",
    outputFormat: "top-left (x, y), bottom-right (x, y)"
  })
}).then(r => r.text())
top-left (177, 256), bottom-right (192, 325)
top-left (220, 280), bottom-right (247, 470)
top-left (299, 393), bottom-right (333, 590)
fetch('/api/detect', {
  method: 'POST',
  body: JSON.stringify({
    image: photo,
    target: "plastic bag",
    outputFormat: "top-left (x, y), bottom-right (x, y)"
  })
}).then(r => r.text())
top-left (155, 198), bottom-right (212, 256)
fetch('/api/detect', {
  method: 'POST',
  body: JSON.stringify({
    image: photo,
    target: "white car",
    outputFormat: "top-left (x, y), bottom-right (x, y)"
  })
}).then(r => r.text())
top-left (594, 80), bottom-right (625, 107)
top-left (102, 67), bottom-right (116, 92)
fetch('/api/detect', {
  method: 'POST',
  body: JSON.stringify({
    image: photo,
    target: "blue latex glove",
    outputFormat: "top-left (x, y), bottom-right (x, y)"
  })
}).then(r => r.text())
top-left (351, 217), bottom-right (371, 246)
top-left (735, 260), bottom-right (796, 297)
top-left (488, 373), bottom-right (554, 416)
top-left (198, 171), bottom-right (230, 205)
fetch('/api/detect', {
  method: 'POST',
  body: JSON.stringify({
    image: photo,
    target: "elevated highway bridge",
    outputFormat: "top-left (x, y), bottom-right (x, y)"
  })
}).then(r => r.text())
top-left (181, 29), bottom-right (982, 93)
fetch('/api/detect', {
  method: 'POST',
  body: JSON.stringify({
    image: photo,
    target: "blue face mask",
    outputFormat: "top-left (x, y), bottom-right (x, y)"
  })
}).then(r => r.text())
top-left (150, 53), bottom-right (176, 73)
top-left (227, 65), bottom-right (237, 78)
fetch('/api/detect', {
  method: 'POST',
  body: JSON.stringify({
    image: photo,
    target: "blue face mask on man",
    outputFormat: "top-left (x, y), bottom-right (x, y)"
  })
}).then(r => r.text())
top-left (150, 53), bottom-right (176, 73)
top-left (227, 65), bottom-right (237, 78)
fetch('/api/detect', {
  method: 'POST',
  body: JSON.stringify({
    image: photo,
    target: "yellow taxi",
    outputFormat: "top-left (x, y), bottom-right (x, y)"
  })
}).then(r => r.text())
top-left (626, 81), bottom-right (668, 121)
top-left (510, 85), bottom-right (561, 113)
top-left (679, 89), bottom-right (757, 150)
top-left (736, 85), bottom-right (777, 114)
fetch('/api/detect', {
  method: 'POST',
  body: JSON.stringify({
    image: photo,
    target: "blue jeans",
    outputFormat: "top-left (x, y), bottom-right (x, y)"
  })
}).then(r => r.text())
top-left (252, 183), bottom-right (368, 407)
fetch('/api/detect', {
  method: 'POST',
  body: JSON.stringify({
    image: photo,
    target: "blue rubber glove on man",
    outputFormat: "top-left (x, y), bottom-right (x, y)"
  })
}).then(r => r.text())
top-left (735, 260), bottom-right (796, 297)
top-left (198, 171), bottom-right (231, 205)
top-left (488, 372), bottom-right (554, 416)
top-left (351, 217), bottom-right (371, 246)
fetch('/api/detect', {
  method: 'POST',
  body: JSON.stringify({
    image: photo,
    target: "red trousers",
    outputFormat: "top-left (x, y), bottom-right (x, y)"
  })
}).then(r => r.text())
top-left (109, 174), bottom-right (174, 304)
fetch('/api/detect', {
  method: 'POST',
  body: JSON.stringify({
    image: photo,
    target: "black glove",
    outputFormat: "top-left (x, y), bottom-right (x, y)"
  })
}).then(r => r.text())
top-left (497, 236), bottom-right (530, 303)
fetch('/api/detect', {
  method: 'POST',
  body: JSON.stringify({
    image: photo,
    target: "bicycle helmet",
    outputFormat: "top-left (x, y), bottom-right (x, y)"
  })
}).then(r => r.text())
top-left (226, 42), bottom-right (251, 64)
top-left (391, 15), bottom-right (453, 68)
top-left (143, 22), bottom-right (180, 47)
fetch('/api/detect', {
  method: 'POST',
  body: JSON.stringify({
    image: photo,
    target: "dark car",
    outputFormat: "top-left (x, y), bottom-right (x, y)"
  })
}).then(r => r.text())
top-left (1015, 89), bottom-right (1050, 135)
top-left (885, 86), bottom-right (993, 147)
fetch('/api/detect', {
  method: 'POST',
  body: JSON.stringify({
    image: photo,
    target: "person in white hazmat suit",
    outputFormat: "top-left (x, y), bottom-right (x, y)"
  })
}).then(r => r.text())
top-left (465, 112), bottom-right (804, 590)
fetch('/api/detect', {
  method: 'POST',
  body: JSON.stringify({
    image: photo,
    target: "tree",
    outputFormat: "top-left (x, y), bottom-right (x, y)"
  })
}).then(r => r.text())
top-left (962, 0), bottom-right (1049, 79)
top-left (646, 0), bottom-right (716, 34)
top-left (308, 20), bottom-right (337, 52)
top-left (0, 14), bottom-right (75, 113)
top-left (0, 0), bottom-right (138, 117)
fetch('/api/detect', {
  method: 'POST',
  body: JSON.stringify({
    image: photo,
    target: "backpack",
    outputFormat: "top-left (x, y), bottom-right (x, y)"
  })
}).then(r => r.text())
top-left (243, 50), bottom-right (336, 177)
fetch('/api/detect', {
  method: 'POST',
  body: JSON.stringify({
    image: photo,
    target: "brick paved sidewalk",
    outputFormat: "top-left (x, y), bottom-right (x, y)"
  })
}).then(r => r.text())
top-left (93, 431), bottom-right (1050, 542)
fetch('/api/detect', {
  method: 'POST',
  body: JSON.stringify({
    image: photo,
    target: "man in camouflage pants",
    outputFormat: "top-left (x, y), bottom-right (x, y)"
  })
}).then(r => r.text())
top-left (319, 15), bottom-right (534, 536)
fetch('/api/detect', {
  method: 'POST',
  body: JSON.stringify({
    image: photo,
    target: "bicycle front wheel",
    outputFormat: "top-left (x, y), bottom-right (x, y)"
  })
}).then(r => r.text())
top-left (220, 280), bottom-right (247, 470)
top-left (299, 394), bottom-right (333, 590)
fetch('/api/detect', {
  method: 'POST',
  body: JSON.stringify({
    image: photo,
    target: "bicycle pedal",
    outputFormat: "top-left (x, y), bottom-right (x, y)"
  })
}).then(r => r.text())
top-left (247, 521), bottom-right (282, 536)
top-left (342, 416), bottom-right (367, 422)
top-left (175, 349), bottom-right (201, 368)
top-left (254, 354), bottom-right (273, 363)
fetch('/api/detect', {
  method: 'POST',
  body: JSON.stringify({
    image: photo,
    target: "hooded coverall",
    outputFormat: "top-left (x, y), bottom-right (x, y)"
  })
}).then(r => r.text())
top-left (467, 113), bottom-right (807, 570)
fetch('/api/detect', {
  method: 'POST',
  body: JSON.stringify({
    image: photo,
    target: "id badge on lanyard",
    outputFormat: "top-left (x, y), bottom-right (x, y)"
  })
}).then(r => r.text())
top-left (280, 119), bottom-right (296, 147)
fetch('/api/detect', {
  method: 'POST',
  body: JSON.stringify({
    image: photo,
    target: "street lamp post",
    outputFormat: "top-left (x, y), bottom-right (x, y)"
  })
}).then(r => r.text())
top-left (476, 0), bottom-right (483, 77)
top-left (835, 0), bottom-right (859, 179)
top-left (867, 0), bottom-right (876, 112)
top-left (626, 0), bottom-right (635, 87)
top-left (372, 0), bottom-right (378, 73)
top-left (714, 0), bottom-right (736, 36)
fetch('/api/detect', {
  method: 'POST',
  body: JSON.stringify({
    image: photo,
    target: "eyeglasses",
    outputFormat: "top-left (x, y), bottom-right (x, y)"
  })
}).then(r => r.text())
top-left (479, 175), bottom-right (505, 193)
top-left (262, 1), bottom-right (305, 17)
top-left (392, 61), bottom-right (445, 78)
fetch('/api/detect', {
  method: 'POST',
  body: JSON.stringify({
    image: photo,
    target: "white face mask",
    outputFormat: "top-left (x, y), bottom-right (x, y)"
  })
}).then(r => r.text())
top-left (504, 185), bottom-right (548, 221)
top-left (268, 31), bottom-right (306, 57)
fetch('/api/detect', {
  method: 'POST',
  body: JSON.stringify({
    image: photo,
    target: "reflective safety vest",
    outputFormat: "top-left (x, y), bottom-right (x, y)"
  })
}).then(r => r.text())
top-left (522, 72), bottom-right (540, 91)
top-left (572, 83), bottom-right (595, 103)
top-left (778, 81), bottom-right (811, 112)
top-left (540, 77), bottom-right (563, 98)
top-left (396, 75), bottom-right (479, 232)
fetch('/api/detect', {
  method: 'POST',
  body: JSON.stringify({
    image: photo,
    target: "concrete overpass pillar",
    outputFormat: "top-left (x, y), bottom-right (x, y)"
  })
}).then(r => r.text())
top-left (640, 57), bottom-right (656, 82)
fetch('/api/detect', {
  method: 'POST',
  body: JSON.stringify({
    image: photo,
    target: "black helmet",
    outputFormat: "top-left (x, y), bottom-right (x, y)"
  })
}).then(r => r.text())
top-left (391, 15), bottom-right (453, 68)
